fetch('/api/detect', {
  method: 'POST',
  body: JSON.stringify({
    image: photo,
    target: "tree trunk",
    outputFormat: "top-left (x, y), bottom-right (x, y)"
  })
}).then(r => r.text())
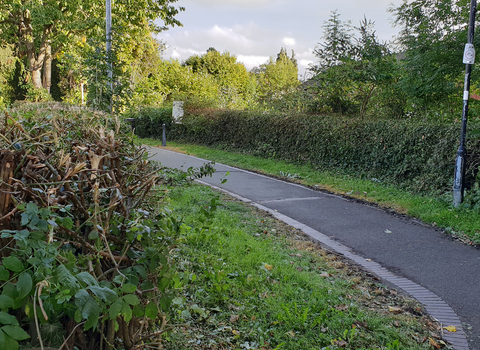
top-left (43, 42), bottom-right (52, 93)
top-left (23, 9), bottom-right (52, 90)
top-left (0, 150), bottom-right (15, 257)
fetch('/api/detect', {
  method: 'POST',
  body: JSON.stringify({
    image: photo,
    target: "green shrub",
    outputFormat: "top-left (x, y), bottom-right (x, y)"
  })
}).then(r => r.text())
top-left (125, 106), bottom-right (174, 138)
top-left (166, 110), bottom-right (480, 193)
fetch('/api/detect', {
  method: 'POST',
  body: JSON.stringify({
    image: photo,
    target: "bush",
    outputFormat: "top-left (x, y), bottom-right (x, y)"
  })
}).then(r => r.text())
top-left (0, 103), bottom-right (190, 350)
top-left (125, 106), bottom-right (174, 138)
top-left (163, 110), bottom-right (480, 193)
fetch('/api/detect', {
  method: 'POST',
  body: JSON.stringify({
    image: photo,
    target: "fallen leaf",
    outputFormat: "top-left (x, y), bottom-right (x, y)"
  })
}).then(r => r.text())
top-left (389, 307), bottom-right (403, 314)
top-left (384, 229), bottom-right (393, 234)
top-left (232, 330), bottom-right (240, 335)
top-left (320, 272), bottom-right (331, 278)
top-left (393, 321), bottom-right (400, 327)
top-left (429, 337), bottom-right (442, 349)
top-left (333, 340), bottom-right (348, 348)
top-left (264, 263), bottom-right (273, 271)
top-left (286, 331), bottom-right (295, 337)
top-left (335, 304), bottom-right (349, 311)
top-left (230, 315), bottom-right (239, 323)
top-left (296, 266), bottom-right (303, 272)
top-left (443, 326), bottom-right (457, 332)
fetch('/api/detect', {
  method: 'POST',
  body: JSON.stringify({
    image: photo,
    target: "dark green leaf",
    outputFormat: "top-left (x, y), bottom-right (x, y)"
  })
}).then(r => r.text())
top-left (0, 266), bottom-right (9, 281)
top-left (1, 325), bottom-right (30, 340)
top-left (2, 257), bottom-right (23, 273)
top-left (145, 302), bottom-right (158, 320)
top-left (121, 301), bottom-right (133, 322)
top-left (0, 329), bottom-right (19, 350)
top-left (122, 294), bottom-right (140, 306)
top-left (88, 286), bottom-right (117, 303)
top-left (0, 296), bottom-right (14, 310)
top-left (109, 299), bottom-right (122, 319)
top-left (76, 272), bottom-right (98, 287)
top-left (0, 312), bottom-right (18, 326)
top-left (120, 284), bottom-right (137, 294)
top-left (16, 273), bottom-right (33, 299)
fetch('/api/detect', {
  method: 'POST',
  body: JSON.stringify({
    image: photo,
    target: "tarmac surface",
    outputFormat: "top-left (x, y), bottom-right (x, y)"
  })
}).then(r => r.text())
top-left (147, 146), bottom-right (480, 350)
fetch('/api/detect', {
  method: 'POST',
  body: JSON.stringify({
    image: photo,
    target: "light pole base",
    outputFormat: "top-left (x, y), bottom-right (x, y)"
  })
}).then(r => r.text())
top-left (453, 189), bottom-right (463, 208)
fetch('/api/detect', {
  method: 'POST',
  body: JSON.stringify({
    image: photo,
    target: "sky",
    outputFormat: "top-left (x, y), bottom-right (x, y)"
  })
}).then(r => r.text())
top-left (155, 0), bottom-right (406, 80)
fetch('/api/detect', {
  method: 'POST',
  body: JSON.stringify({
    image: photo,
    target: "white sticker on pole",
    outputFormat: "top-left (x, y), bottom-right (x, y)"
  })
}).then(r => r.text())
top-left (464, 91), bottom-right (470, 100)
top-left (463, 43), bottom-right (475, 64)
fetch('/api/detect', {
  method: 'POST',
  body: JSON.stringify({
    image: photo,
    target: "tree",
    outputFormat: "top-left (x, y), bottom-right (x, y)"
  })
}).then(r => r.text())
top-left (309, 11), bottom-right (357, 114)
top-left (0, 43), bottom-right (16, 107)
top-left (389, 0), bottom-right (479, 116)
top-left (183, 50), bottom-right (256, 109)
top-left (309, 12), bottom-right (400, 117)
top-left (254, 47), bottom-right (299, 101)
top-left (0, 0), bottom-right (184, 96)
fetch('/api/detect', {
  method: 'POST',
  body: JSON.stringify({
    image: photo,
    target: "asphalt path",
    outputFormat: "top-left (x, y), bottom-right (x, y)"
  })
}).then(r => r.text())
top-left (147, 146), bottom-right (480, 350)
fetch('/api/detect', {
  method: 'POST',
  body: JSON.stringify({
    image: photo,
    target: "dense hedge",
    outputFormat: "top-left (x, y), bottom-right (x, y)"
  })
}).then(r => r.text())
top-left (125, 106), bottom-right (174, 138)
top-left (134, 108), bottom-right (480, 193)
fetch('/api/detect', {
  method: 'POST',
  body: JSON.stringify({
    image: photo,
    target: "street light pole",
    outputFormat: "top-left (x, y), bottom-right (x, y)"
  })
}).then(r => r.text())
top-left (453, 0), bottom-right (477, 207)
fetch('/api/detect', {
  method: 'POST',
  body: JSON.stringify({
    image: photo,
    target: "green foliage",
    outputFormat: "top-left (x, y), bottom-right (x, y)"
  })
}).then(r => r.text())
top-left (0, 103), bottom-right (217, 349)
top-left (0, 44), bottom-right (16, 107)
top-left (165, 185), bottom-right (439, 350)
top-left (389, 0), bottom-right (479, 116)
top-left (183, 50), bottom-right (257, 109)
top-left (253, 48), bottom-right (299, 102)
top-left (309, 12), bottom-right (400, 117)
top-left (169, 110), bottom-right (480, 193)
top-left (125, 106), bottom-right (174, 138)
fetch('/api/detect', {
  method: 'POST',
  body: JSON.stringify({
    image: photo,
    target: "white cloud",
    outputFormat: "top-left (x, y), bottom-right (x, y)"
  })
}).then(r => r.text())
top-left (283, 37), bottom-right (296, 46)
top-left (237, 55), bottom-right (270, 70)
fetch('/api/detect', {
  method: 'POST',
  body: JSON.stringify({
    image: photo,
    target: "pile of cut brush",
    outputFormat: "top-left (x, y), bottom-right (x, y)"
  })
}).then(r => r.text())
top-left (0, 103), bottom-right (194, 350)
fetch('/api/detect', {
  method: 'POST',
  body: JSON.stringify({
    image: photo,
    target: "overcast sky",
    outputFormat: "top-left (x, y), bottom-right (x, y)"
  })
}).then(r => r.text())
top-left (155, 0), bottom-right (405, 80)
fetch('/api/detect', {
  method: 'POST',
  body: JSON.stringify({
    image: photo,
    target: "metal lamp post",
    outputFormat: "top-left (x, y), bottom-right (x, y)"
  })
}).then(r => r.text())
top-left (453, 0), bottom-right (477, 207)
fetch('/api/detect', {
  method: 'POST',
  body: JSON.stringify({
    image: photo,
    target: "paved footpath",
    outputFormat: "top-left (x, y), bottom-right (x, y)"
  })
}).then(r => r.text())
top-left (148, 146), bottom-right (480, 350)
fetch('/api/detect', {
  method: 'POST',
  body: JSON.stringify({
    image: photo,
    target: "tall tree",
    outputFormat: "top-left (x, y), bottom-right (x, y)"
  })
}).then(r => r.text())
top-left (254, 47), bottom-right (299, 100)
top-left (0, 0), bottom-right (184, 94)
top-left (183, 50), bottom-right (256, 109)
top-left (389, 0), bottom-right (479, 114)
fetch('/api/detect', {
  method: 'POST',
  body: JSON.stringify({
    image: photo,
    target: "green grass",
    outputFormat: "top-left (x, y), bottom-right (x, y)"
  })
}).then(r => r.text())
top-left (163, 184), bottom-right (442, 350)
top-left (142, 138), bottom-right (480, 244)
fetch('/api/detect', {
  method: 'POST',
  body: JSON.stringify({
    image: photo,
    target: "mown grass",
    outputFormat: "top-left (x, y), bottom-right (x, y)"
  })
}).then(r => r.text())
top-left (142, 138), bottom-right (480, 244)
top-left (163, 184), bottom-right (444, 350)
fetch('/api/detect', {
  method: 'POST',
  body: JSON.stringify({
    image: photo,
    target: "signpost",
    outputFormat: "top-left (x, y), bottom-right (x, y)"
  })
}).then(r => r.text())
top-left (453, 0), bottom-right (477, 207)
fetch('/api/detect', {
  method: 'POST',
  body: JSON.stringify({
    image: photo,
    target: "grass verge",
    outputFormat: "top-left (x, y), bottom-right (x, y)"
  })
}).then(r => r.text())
top-left (163, 184), bottom-right (446, 350)
top-left (142, 138), bottom-right (480, 244)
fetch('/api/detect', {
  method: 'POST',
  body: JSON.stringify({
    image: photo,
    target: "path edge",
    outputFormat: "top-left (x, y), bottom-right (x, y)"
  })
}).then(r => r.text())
top-left (196, 179), bottom-right (470, 350)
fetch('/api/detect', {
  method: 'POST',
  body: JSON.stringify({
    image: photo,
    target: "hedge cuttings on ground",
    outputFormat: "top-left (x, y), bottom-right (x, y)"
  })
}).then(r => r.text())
top-left (0, 103), bottom-right (213, 350)
top-left (135, 108), bottom-right (480, 194)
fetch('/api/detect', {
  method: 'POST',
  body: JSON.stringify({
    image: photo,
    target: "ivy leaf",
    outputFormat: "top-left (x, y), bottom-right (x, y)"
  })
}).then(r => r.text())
top-left (0, 312), bottom-right (18, 326)
top-left (1, 325), bottom-right (30, 340)
top-left (122, 294), bottom-right (140, 306)
top-left (2, 256), bottom-right (23, 273)
top-left (0, 296), bottom-right (14, 310)
top-left (16, 272), bottom-right (33, 299)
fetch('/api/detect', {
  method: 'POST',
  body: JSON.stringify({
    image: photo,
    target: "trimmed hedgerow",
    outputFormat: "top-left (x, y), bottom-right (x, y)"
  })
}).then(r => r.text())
top-left (125, 106), bottom-right (173, 138)
top-left (136, 109), bottom-right (480, 193)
